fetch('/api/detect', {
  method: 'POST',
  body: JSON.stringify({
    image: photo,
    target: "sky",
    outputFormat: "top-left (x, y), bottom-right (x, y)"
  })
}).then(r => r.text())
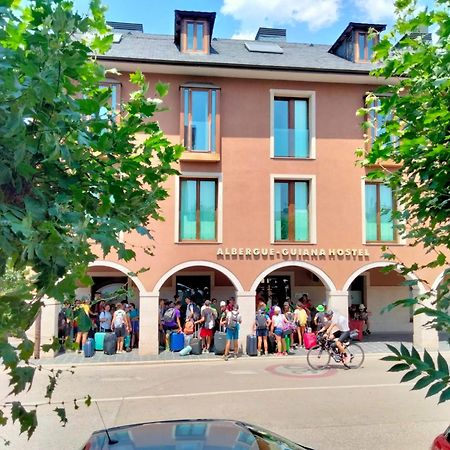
top-left (71, 0), bottom-right (434, 45)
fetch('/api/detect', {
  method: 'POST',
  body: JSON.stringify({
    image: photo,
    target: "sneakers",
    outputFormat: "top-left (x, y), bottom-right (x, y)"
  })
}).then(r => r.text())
top-left (234, 353), bottom-right (238, 359)
top-left (223, 354), bottom-right (229, 361)
top-left (257, 351), bottom-right (261, 356)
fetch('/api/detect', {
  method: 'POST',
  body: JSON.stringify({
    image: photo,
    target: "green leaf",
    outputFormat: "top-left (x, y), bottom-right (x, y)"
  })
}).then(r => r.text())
top-left (388, 363), bottom-right (410, 372)
top-left (9, 366), bottom-right (35, 395)
top-left (412, 375), bottom-right (435, 390)
top-left (381, 355), bottom-right (401, 362)
top-left (54, 407), bottom-right (68, 426)
top-left (155, 81), bottom-right (169, 98)
top-left (400, 369), bottom-right (422, 383)
top-left (0, 409), bottom-right (7, 426)
top-left (400, 344), bottom-right (411, 358)
top-left (10, 403), bottom-right (37, 439)
top-left (438, 387), bottom-right (450, 404)
top-left (0, 342), bottom-right (19, 369)
top-left (85, 394), bottom-right (92, 407)
top-left (437, 353), bottom-right (449, 376)
top-left (426, 381), bottom-right (447, 398)
top-left (423, 350), bottom-right (435, 370)
top-left (386, 344), bottom-right (401, 356)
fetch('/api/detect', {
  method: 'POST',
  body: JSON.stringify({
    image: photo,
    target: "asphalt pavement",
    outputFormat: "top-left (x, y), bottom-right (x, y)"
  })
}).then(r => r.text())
top-left (1, 354), bottom-right (449, 449)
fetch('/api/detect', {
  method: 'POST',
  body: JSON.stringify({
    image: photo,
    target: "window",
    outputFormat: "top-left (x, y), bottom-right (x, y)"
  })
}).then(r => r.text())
top-left (365, 183), bottom-right (396, 242)
top-left (356, 32), bottom-right (377, 61)
top-left (183, 20), bottom-right (208, 53)
top-left (274, 98), bottom-right (309, 157)
top-left (182, 87), bottom-right (219, 153)
top-left (98, 82), bottom-right (120, 119)
top-left (367, 97), bottom-right (394, 145)
top-left (274, 180), bottom-right (309, 241)
top-left (180, 179), bottom-right (217, 241)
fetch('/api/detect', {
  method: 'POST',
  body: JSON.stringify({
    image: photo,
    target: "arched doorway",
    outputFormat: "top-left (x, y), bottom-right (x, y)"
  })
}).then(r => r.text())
top-left (153, 261), bottom-right (244, 353)
top-left (343, 262), bottom-right (422, 338)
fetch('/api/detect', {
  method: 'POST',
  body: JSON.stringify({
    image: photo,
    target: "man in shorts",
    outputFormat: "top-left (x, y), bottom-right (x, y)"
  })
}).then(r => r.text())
top-left (221, 304), bottom-right (241, 360)
top-left (321, 310), bottom-right (351, 363)
top-left (254, 307), bottom-right (270, 356)
top-left (195, 300), bottom-right (217, 353)
top-left (111, 303), bottom-right (130, 354)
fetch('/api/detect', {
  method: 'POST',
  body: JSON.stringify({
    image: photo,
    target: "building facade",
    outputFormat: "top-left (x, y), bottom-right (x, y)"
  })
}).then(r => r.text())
top-left (43, 11), bottom-right (445, 356)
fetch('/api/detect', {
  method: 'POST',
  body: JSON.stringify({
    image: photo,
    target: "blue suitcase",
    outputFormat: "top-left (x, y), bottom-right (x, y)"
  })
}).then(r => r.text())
top-left (83, 338), bottom-right (95, 357)
top-left (170, 332), bottom-right (184, 352)
top-left (124, 334), bottom-right (131, 349)
top-left (94, 332), bottom-right (106, 351)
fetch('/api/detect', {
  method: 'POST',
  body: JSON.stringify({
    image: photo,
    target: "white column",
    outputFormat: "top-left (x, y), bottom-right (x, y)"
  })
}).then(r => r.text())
top-left (39, 297), bottom-right (60, 359)
top-left (138, 292), bottom-right (160, 356)
top-left (413, 290), bottom-right (439, 351)
top-left (236, 291), bottom-right (255, 354)
top-left (326, 290), bottom-right (349, 320)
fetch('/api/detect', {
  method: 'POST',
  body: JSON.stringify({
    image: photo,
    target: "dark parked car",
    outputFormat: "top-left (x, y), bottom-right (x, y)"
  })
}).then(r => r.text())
top-left (82, 419), bottom-right (313, 449)
top-left (431, 425), bottom-right (450, 450)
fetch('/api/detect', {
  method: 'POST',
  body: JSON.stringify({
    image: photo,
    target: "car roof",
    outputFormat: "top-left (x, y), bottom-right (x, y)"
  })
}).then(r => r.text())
top-left (83, 418), bottom-right (311, 449)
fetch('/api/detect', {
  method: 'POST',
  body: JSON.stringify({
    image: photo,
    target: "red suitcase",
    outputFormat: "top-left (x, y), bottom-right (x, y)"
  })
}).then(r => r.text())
top-left (303, 332), bottom-right (317, 350)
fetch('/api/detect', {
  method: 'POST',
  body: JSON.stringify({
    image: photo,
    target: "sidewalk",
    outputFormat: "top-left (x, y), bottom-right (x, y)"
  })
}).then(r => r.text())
top-left (35, 332), bottom-right (449, 366)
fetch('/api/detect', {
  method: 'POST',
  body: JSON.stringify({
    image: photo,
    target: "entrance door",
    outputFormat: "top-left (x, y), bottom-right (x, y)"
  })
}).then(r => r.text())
top-left (257, 275), bottom-right (291, 306)
top-left (176, 275), bottom-right (211, 306)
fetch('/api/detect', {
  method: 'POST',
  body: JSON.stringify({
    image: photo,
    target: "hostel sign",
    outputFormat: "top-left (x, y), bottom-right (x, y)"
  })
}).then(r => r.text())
top-left (216, 247), bottom-right (370, 260)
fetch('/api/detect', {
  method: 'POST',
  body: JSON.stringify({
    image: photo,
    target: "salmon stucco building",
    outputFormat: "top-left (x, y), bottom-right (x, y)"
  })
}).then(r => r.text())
top-left (39, 11), bottom-right (444, 356)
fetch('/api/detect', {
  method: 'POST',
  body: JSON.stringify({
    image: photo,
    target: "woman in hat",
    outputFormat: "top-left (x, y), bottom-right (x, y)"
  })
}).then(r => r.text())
top-left (314, 304), bottom-right (327, 332)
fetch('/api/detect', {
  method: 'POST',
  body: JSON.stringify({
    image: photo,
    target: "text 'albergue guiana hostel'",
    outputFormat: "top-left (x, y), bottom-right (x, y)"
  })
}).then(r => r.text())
top-left (32, 9), bottom-right (445, 357)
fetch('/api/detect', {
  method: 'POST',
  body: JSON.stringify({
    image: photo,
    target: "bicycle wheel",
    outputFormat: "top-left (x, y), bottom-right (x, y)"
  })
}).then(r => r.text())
top-left (345, 343), bottom-right (365, 369)
top-left (307, 345), bottom-right (331, 370)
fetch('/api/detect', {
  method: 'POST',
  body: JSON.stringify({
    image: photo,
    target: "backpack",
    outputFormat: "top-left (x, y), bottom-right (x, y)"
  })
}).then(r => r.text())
top-left (114, 309), bottom-right (126, 327)
top-left (203, 308), bottom-right (215, 329)
top-left (163, 307), bottom-right (176, 324)
top-left (227, 311), bottom-right (239, 330)
top-left (58, 309), bottom-right (67, 331)
top-left (256, 311), bottom-right (267, 330)
top-left (184, 320), bottom-right (194, 335)
top-left (189, 303), bottom-right (201, 320)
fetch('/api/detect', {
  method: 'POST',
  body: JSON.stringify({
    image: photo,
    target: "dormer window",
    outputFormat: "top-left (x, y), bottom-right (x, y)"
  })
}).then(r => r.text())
top-left (185, 20), bottom-right (207, 52)
top-left (174, 10), bottom-right (216, 55)
top-left (356, 32), bottom-right (377, 62)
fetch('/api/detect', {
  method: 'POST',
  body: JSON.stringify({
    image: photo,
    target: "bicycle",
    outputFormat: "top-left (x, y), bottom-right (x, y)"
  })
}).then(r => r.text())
top-left (306, 330), bottom-right (365, 370)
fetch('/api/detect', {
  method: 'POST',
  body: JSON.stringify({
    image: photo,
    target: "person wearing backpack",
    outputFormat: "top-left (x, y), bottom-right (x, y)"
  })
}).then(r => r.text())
top-left (162, 301), bottom-right (182, 351)
top-left (111, 303), bottom-right (130, 354)
top-left (253, 307), bottom-right (270, 356)
top-left (220, 304), bottom-right (242, 361)
top-left (195, 300), bottom-right (217, 353)
top-left (185, 296), bottom-right (200, 322)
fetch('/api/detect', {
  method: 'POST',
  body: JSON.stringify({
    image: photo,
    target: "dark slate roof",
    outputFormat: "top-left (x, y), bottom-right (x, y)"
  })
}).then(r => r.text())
top-left (99, 32), bottom-right (379, 74)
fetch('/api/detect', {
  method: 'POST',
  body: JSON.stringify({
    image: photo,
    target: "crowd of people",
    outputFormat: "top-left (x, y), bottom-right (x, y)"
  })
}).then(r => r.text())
top-left (57, 296), bottom-right (140, 354)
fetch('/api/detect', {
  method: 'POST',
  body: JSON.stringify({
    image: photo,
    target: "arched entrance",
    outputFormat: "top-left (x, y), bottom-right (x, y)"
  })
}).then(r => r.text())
top-left (343, 262), bottom-right (423, 338)
top-left (153, 261), bottom-right (244, 354)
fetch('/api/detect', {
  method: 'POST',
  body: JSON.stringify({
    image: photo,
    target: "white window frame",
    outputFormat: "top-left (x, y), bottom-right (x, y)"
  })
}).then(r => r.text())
top-left (174, 172), bottom-right (223, 244)
top-left (269, 89), bottom-right (316, 160)
top-left (270, 174), bottom-right (317, 244)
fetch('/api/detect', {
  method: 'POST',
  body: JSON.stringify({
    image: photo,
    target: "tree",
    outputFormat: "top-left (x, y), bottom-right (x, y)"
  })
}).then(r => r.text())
top-left (0, 0), bottom-right (182, 440)
top-left (359, 0), bottom-right (449, 402)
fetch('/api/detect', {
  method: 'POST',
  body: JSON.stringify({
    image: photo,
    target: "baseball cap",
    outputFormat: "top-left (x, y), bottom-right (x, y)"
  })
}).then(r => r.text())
top-left (220, 301), bottom-right (226, 307)
top-left (316, 305), bottom-right (325, 312)
top-left (359, 304), bottom-right (365, 310)
top-left (204, 300), bottom-right (211, 306)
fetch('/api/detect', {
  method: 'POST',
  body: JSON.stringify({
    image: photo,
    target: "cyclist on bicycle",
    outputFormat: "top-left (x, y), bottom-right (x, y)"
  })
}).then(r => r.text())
top-left (319, 310), bottom-right (351, 364)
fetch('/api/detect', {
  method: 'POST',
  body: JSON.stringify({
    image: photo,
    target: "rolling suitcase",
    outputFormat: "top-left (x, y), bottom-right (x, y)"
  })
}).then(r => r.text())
top-left (170, 332), bottom-right (184, 352)
top-left (124, 334), bottom-right (131, 349)
top-left (94, 332), bottom-right (106, 351)
top-left (214, 327), bottom-right (227, 355)
top-left (190, 324), bottom-right (202, 355)
top-left (179, 345), bottom-right (192, 356)
top-left (303, 332), bottom-right (317, 350)
top-left (268, 334), bottom-right (277, 354)
top-left (246, 334), bottom-right (258, 356)
top-left (83, 338), bottom-right (95, 357)
top-left (104, 333), bottom-right (117, 355)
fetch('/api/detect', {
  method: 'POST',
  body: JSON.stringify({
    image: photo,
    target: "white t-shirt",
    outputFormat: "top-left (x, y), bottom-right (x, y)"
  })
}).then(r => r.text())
top-left (332, 313), bottom-right (349, 332)
top-left (272, 314), bottom-right (285, 329)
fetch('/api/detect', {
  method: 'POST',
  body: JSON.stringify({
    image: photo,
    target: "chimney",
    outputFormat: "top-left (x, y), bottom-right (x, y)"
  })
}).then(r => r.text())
top-left (255, 27), bottom-right (286, 42)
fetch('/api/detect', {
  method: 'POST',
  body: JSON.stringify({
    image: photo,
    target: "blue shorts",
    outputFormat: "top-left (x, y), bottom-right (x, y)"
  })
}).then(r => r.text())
top-left (226, 328), bottom-right (239, 341)
top-left (256, 329), bottom-right (268, 337)
top-left (274, 327), bottom-right (283, 337)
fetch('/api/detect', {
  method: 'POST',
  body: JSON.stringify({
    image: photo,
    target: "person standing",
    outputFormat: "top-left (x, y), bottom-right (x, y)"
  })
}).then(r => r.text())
top-left (162, 301), bottom-right (182, 351)
top-left (294, 302), bottom-right (308, 348)
top-left (221, 304), bottom-right (241, 361)
top-left (254, 307), bottom-right (270, 356)
top-left (195, 300), bottom-right (217, 353)
top-left (74, 298), bottom-right (93, 353)
top-left (111, 303), bottom-right (129, 354)
top-left (314, 304), bottom-right (327, 331)
top-left (271, 306), bottom-right (288, 356)
top-left (129, 303), bottom-right (139, 348)
top-left (99, 304), bottom-right (112, 332)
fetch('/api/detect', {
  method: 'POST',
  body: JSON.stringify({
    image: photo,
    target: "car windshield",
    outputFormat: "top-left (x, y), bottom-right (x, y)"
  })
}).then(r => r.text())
top-left (82, 420), bottom-right (312, 450)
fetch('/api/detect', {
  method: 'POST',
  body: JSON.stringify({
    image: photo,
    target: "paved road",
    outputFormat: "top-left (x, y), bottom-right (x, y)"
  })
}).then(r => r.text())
top-left (1, 354), bottom-right (449, 449)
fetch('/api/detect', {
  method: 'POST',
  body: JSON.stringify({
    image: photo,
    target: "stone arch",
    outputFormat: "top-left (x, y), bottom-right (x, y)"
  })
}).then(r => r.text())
top-left (89, 260), bottom-right (146, 294)
top-left (342, 261), bottom-right (425, 293)
top-left (152, 260), bottom-right (245, 293)
top-left (249, 261), bottom-right (336, 293)
top-left (432, 269), bottom-right (448, 291)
